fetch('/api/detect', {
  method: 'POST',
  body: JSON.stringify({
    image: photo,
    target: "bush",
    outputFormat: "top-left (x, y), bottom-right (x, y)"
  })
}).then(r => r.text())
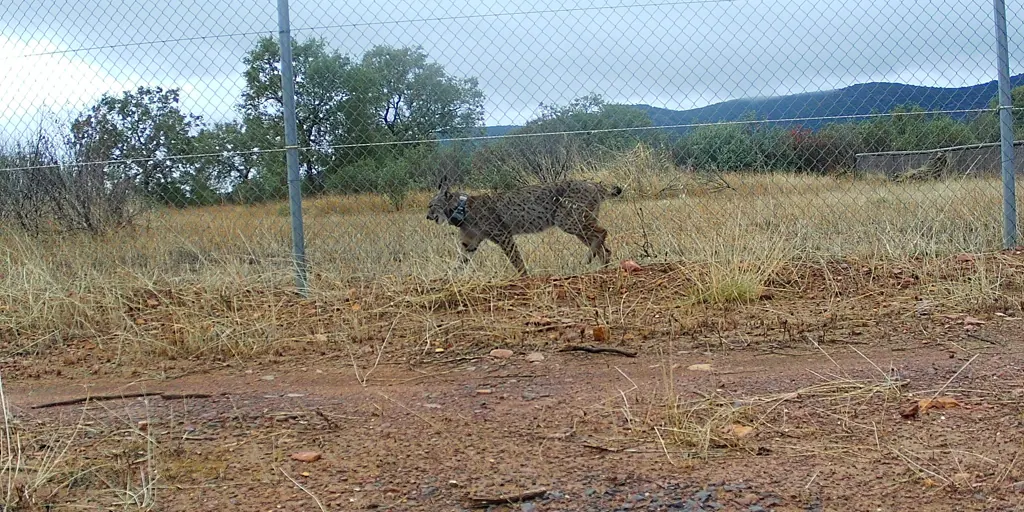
top-left (471, 134), bottom-right (588, 189)
top-left (324, 157), bottom-right (414, 211)
top-left (410, 144), bottom-right (474, 188)
top-left (789, 126), bottom-right (856, 174)
top-left (0, 133), bottom-right (146, 235)
top-left (673, 124), bottom-right (758, 171)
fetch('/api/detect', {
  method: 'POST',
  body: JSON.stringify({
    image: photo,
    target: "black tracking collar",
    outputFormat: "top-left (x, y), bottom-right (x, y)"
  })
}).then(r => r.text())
top-left (449, 194), bottom-right (468, 226)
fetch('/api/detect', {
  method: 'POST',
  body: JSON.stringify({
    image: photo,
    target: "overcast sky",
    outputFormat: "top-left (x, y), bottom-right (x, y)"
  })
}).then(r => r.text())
top-left (2, 0), bottom-right (1023, 141)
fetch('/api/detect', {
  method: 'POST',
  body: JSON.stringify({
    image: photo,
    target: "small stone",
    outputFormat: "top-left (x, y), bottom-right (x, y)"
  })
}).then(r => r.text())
top-left (687, 363), bottom-right (713, 372)
top-left (525, 352), bottom-right (545, 363)
top-left (260, 375), bottom-right (275, 381)
top-left (735, 494), bottom-right (759, 506)
top-left (489, 349), bottom-right (514, 359)
top-left (952, 472), bottom-right (973, 488)
top-left (290, 451), bottom-right (321, 463)
top-left (620, 260), bottom-right (642, 272)
top-left (475, 389), bottom-right (493, 395)
top-left (137, 420), bottom-right (149, 432)
top-left (520, 503), bottom-right (537, 512)
top-left (915, 300), bottom-right (933, 316)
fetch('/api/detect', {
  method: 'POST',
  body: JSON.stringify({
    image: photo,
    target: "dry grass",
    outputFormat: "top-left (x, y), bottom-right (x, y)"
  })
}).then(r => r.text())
top-left (655, 369), bottom-right (907, 461)
top-left (1, 167), bottom-right (1021, 362)
top-left (1, 372), bottom-right (92, 510)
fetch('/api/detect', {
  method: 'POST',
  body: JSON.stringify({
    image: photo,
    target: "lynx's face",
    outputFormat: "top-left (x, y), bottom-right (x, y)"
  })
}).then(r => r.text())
top-left (426, 187), bottom-right (451, 225)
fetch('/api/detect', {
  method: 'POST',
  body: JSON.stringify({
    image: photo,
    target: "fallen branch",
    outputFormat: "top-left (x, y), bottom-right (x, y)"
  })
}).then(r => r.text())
top-left (31, 392), bottom-right (153, 409)
top-left (558, 345), bottom-right (637, 357)
top-left (160, 393), bottom-right (214, 400)
top-left (32, 391), bottom-right (218, 409)
top-left (965, 332), bottom-right (1002, 346)
top-left (467, 488), bottom-right (548, 507)
top-left (582, 443), bottom-right (622, 452)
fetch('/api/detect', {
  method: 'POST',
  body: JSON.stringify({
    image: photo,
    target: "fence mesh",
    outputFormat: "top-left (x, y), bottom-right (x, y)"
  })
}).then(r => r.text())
top-left (1, 0), bottom-right (1022, 288)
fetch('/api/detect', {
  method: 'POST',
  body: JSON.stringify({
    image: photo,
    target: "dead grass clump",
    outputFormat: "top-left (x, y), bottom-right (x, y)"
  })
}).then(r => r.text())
top-left (658, 396), bottom-right (758, 459)
top-left (401, 276), bottom-right (530, 311)
top-left (916, 252), bottom-right (1023, 313)
top-left (677, 225), bottom-right (795, 305)
top-left (587, 143), bottom-right (691, 199)
top-left (1, 372), bottom-right (90, 510)
top-left (655, 361), bottom-right (906, 461)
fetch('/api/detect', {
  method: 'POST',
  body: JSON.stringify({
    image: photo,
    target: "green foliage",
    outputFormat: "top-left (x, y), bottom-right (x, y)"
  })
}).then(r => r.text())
top-left (325, 150), bottom-right (422, 211)
top-left (523, 94), bottom-right (657, 151)
top-left (357, 45), bottom-right (485, 142)
top-left (70, 86), bottom-right (204, 206)
top-left (674, 123), bottom-right (757, 171)
top-left (238, 38), bottom-right (485, 196)
top-left (970, 85), bottom-right (1024, 142)
top-left (240, 37), bottom-right (356, 193)
top-left (669, 104), bottom-right (983, 174)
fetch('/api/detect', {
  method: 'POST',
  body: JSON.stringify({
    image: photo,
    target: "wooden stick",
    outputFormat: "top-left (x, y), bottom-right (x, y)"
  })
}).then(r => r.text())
top-left (467, 488), bottom-right (548, 507)
top-left (558, 345), bottom-right (638, 357)
top-left (31, 392), bottom-right (154, 409)
top-left (31, 391), bottom-right (218, 409)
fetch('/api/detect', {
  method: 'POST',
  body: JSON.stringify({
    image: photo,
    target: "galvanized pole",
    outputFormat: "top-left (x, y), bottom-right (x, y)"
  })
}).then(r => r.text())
top-left (277, 0), bottom-right (309, 295)
top-left (993, 0), bottom-right (1018, 249)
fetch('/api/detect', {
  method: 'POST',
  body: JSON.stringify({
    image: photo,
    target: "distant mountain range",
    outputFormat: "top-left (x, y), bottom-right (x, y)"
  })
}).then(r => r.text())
top-left (484, 73), bottom-right (1024, 137)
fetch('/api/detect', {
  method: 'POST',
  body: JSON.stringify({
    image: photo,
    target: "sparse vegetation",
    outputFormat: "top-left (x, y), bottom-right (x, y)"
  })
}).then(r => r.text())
top-left (1, 165), bottom-right (1020, 363)
top-left (2, 35), bottom-right (1024, 512)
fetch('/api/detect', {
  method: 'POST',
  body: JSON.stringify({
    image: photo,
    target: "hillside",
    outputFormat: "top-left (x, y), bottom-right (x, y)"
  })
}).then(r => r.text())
top-left (485, 74), bottom-right (1024, 136)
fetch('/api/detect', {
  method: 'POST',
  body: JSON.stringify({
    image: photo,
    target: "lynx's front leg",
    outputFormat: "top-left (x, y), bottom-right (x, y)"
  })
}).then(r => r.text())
top-left (456, 230), bottom-right (483, 269)
top-left (492, 233), bottom-right (527, 275)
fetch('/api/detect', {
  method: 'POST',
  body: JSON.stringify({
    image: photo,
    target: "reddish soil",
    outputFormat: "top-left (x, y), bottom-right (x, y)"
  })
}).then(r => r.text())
top-left (2, 258), bottom-right (1024, 511)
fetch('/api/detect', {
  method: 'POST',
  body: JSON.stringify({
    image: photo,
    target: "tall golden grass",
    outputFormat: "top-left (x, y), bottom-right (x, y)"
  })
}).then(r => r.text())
top-left (1, 155), bottom-right (1021, 358)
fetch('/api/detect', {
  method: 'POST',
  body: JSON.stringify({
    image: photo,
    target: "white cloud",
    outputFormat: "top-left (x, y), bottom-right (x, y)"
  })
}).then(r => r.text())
top-left (2, 0), bottom-right (1023, 134)
top-left (0, 36), bottom-right (127, 137)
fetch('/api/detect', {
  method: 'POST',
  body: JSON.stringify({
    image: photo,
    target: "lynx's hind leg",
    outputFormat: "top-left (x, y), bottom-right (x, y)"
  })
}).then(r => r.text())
top-left (561, 213), bottom-right (611, 267)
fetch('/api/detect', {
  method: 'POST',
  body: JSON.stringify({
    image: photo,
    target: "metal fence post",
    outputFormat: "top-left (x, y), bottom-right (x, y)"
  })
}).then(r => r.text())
top-left (993, 0), bottom-right (1018, 249)
top-left (277, 0), bottom-right (309, 295)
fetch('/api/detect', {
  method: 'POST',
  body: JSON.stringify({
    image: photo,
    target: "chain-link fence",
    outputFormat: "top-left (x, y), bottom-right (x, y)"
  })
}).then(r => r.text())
top-left (1, 0), bottom-right (1021, 290)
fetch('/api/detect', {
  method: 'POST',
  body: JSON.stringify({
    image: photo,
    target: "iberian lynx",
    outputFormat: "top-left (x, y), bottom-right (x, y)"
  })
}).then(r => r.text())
top-left (426, 179), bottom-right (623, 274)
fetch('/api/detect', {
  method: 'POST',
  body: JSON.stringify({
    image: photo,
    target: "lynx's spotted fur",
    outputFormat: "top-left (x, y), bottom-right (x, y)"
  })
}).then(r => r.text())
top-left (426, 179), bottom-right (623, 274)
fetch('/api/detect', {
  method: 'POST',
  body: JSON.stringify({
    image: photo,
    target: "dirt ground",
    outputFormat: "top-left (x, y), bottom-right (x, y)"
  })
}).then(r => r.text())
top-left (3, 258), bottom-right (1024, 511)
